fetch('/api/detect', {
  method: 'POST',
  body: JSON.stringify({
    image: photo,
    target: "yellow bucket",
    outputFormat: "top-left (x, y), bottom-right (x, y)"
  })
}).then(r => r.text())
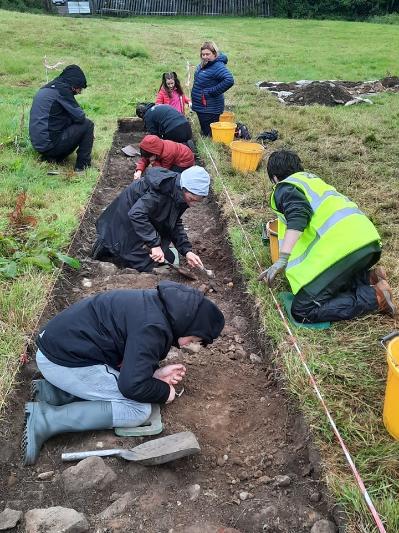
top-left (219, 111), bottom-right (235, 122)
top-left (266, 219), bottom-right (279, 263)
top-left (230, 141), bottom-right (265, 172)
top-left (210, 122), bottom-right (236, 145)
top-left (382, 332), bottom-right (399, 439)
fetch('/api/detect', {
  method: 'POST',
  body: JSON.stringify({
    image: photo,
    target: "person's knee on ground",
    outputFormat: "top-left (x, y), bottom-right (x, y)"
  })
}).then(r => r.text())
top-left (111, 400), bottom-right (152, 428)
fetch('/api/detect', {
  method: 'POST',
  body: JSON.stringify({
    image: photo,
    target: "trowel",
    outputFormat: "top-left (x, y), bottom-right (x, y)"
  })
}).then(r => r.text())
top-left (121, 144), bottom-right (140, 157)
top-left (61, 431), bottom-right (200, 465)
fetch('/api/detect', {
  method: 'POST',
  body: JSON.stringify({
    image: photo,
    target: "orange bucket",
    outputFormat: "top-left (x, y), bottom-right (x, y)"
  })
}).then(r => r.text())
top-left (266, 219), bottom-right (279, 263)
top-left (230, 141), bottom-right (265, 172)
top-left (219, 111), bottom-right (235, 122)
top-left (210, 122), bottom-right (236, 145)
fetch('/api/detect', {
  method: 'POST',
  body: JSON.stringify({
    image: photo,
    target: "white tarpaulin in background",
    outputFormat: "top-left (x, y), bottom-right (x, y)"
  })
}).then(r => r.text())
top-left (68, 1), bottom-right (91, 14)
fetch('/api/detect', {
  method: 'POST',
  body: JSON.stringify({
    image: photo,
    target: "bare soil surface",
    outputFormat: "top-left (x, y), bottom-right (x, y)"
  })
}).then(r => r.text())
top-left (0, 120), bottom-right (338, 532)
top-left (258, 77), bottom-right (399, 106)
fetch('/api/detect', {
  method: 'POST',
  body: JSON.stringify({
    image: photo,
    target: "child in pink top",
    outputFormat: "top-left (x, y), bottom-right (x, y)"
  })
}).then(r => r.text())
top-left (156, 72), bottom-right (191, 115)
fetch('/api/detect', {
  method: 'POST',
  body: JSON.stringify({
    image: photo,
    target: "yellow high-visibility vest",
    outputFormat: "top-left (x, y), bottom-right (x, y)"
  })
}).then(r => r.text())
top-left (270, 172), bottom-right (381, 294)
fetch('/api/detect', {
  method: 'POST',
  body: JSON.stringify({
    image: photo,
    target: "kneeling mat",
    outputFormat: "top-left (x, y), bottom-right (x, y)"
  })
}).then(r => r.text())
top-left (115, 404), bottom-right (163, 437)
top-left (278, 292), bottom-right (331, 330)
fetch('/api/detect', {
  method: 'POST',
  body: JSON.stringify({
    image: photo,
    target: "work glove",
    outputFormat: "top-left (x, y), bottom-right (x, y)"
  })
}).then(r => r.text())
top-left (258, 253), bottom-right (290, 287)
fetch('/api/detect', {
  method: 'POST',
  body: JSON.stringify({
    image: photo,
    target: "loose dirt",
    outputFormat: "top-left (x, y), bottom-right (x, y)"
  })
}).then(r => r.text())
top-left (0, 120), bottom-right (338, 532)
top-left (258, 76), bottom-right (399, 106)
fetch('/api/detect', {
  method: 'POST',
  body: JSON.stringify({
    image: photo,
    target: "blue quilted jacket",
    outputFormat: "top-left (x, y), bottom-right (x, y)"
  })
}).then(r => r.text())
top-left (191, 53), bottom-right (234, 115)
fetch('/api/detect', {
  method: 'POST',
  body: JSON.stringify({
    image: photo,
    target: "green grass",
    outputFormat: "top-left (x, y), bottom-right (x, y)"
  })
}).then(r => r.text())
top-left (1, 10), bottom-right (399, 531)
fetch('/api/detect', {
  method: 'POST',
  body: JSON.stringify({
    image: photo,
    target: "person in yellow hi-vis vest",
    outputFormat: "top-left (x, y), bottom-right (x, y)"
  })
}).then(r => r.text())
top-left (259, 150), bottom-right (396, 323)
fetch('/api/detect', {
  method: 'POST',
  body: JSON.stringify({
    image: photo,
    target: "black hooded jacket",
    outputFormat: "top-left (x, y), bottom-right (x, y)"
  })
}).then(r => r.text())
top-left (29, 65), bottom-right (87, 152)
top-left (95, 167), bottom-right (192, 272)
top-left (36, 281), bottom-right (225, 404)
top-left (144, 104), bottom-right (189, 137)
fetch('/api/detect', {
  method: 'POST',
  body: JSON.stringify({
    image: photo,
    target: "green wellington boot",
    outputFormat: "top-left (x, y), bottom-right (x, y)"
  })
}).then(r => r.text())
top-left (31, 379), bottom-right (82, 406)
top-left (22, 400), bottom-right (113, 466)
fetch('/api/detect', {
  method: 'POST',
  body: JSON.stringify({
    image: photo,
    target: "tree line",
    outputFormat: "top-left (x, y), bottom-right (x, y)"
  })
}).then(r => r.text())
top-left (272, 0), bottom-right (399, 19)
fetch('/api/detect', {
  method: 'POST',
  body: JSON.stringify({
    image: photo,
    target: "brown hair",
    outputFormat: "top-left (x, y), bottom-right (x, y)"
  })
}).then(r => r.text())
top-left (200, 41), bottom-right (219, 57)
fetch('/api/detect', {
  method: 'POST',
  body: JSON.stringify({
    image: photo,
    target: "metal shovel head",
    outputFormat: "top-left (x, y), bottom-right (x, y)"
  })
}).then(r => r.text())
top-left (62, 431), bottom-right (200, 465)
top-left (121, 144), bottom-right (140, 157)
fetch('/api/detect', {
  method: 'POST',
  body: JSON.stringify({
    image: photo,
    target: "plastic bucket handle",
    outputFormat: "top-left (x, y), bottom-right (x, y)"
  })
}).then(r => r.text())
top-left (381, 331), bottom-right (399, 349)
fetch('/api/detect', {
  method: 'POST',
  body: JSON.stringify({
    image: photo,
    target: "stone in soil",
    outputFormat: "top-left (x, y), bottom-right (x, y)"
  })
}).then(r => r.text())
top-left (97, 491), bottom-right (134, 520)
top-left (274, 474), bottom-right (291, 487)
top-left (187, 483), bottom-right (201, 501)
top-left (0, 508), bottom-right (22, 530)
top-left (62, 456), bottom-right (117, 493)
top-left (24, 506), bottom-right (89, 533)
top-left (311, 519), bottom-right (337, 533)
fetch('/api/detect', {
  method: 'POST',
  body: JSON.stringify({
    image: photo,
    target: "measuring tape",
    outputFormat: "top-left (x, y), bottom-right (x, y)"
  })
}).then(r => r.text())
top-left (200, 137), bottom-right (387, 533)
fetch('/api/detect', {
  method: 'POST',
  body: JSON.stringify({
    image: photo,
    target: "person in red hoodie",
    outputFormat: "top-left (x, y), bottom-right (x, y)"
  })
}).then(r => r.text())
top-left (155, 72), bottom-right (191, 115)
top-left (134, 134), bottom-right (195, 180)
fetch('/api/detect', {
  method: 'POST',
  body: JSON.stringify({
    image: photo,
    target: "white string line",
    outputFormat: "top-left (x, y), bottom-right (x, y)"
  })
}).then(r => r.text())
top-left (200, 138), bottom-right (387, 533)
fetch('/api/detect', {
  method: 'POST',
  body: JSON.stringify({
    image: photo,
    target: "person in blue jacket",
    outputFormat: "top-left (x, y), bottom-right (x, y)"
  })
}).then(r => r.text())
top-left (22, 281), bottom-right (225, 465)
top-left (191, 41), bottom-right (234, 136)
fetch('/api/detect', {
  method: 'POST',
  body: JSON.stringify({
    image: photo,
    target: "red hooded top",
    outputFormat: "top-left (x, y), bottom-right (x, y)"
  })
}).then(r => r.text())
top-left (136, 135), bottom-right (195, 173)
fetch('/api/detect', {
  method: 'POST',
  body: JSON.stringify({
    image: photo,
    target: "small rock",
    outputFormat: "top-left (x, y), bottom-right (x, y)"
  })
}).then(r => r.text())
top-left (177, 500), bottom-right (182, 506)
top-left (228, 344), bottom-right (236, 351)
top-left (231, 316), bottom-right (248, 331)
top-left (239, 491), bottom-right (249, 501)
top-left (62, 456), bottom-right (117, 493)
top-left (259, 505), bottom-right (278, 518)
top-left (223, 277), bottom-right (233, 284)
top-left (257, 475), bottom-right (272, 484)
top-left (81, 278), bottom-right (92, 288)
top-left (165, 347), bottom-right (180, 360)
top-left (274, 474), bottom-right (291, 487)
top-left (97, 262), bottom-right (118, 276)
top-left (249, 353), bottom-right (262, 363)
top-left (217, 456), bottom-right (227, 467)
top-left (25, 506), bottom-right (89, 533)
top-left (37, 471), bottom-right (54, 481)
top-left (238, 470), bottom-right (249, 481)
top-left (227, 282), bottom-right (234, 288)
top-left (309, 491), bottom-right (322, 503)
top-left (311, 519), bottom-right (337, 533)
top-left (97, 492), bottom-right (134, 520)
top-left (0, 508), bottom-right (22, 530)
top-left (96, 441), bottom-right (104, 449)
top-left (181, 342), bottom-right (201, 354)
top-left (223, 454), bottom-right (229, 461)
top-left (234, 335), bottom-right (243, 343)
top-left (188, 484), bottom-right (201, 501)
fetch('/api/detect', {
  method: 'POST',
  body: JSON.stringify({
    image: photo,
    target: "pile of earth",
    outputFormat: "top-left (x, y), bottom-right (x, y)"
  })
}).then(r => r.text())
top-left (257, 76), bottom-right (399, 106)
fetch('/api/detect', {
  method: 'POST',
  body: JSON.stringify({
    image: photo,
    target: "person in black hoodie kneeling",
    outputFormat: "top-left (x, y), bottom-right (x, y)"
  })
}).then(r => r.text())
top-left (29, 64), bottom-right (94, 171)
top-left (22, 281), bottom-right (224, 465)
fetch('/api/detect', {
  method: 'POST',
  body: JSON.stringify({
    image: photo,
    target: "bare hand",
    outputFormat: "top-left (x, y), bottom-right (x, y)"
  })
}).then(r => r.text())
top-left (153, 364), bottom-right (186, 386)
top-left (186, 251), bottom-right (203, 268)
top-left (133, 170), bottom-right (142, 180)
top-left (150, 246), bottom-right (165, 263)
top-left (166, 385), bottom-right (176, 404)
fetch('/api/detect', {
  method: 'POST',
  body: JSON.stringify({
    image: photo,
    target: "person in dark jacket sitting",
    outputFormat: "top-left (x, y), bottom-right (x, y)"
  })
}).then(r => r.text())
top-left (136, 103), bottom-right (192, 143)
top-left (92, 166), bottom-right (210, 272)
top-left (29, 65), bottom-right (94, 172)
top-left (191, 41), bottom-right (234, 137)
top-left (22, 280), bottom-right (225, 465)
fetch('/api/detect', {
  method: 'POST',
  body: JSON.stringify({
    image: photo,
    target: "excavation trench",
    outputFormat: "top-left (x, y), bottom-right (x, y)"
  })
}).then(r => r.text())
top-left (0, 120), bottom-right (337, 532)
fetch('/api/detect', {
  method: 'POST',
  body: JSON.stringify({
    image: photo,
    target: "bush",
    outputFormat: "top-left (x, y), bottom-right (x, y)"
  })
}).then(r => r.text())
top-left (0, 0), bottom-right (49, 12)
top-left (369, 12), bottom-right (399, 24)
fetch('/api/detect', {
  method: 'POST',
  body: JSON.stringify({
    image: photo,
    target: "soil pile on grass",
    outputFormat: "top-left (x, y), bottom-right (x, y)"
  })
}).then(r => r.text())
top-left (258, 76), bottom-right (399, 106)
top-left (285, 81), bottom-right (353, 106)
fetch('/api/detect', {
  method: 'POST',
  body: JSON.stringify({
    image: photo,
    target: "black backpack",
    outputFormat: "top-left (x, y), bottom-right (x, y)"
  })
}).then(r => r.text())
top-left (235, 122), bottom-right (251, 140)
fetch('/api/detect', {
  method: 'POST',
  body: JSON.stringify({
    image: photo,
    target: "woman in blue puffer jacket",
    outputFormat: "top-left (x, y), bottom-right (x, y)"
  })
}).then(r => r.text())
top-left (191, 41), bottom-right (234, 136)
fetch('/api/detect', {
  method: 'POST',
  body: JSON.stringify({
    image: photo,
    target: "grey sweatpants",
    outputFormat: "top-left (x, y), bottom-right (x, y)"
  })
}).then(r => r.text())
top-left (36, 350), bottom-right (151, 427)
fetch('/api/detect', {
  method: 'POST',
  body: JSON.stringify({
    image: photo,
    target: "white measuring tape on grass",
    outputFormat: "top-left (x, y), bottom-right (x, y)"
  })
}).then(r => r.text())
top-left (200, 138), bottom-right (387, 533)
